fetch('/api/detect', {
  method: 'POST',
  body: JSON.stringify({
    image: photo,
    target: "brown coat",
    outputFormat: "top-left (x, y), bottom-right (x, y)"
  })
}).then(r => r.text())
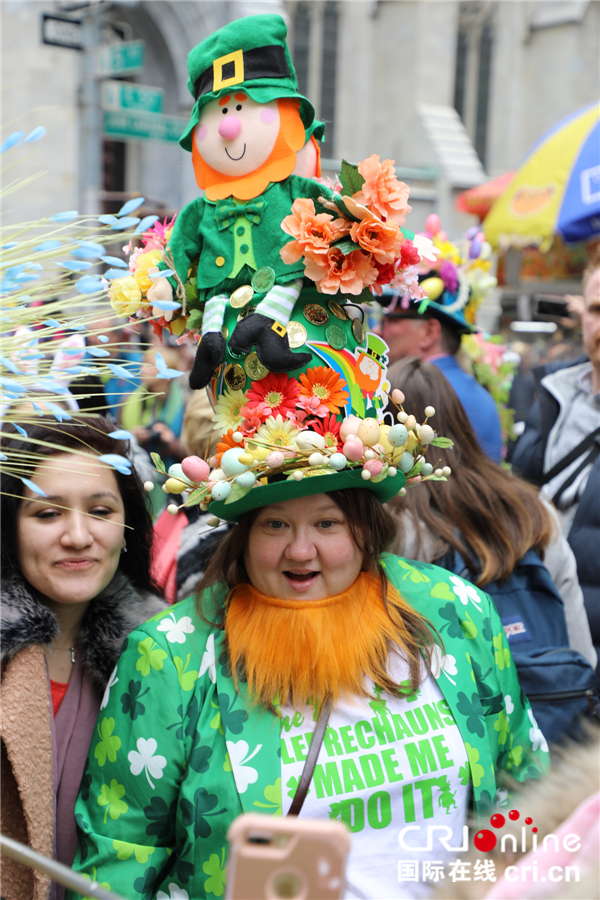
top-left (0, 571), bottom-right (166, 900)
top-left (1, 646), bottom-right (54, 900)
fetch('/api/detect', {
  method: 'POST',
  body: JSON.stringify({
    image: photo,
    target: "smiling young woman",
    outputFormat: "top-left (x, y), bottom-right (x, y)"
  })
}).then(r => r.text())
top-left (0, 418), bottom-right (165, 900)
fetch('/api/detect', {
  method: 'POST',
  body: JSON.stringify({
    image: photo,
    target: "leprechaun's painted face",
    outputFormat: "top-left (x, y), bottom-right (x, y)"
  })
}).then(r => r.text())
top-left (195, 93), bottom-right (280, 176)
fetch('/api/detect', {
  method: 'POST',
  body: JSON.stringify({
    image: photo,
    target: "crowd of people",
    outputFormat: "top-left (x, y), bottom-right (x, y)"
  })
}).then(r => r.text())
top-left (1, 12), bottom-right (599, 899)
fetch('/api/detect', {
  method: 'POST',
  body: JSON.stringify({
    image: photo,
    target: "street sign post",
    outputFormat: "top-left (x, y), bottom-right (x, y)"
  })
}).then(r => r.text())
top-left (103, 110), bottom-right (186, 144)
top-left (101, 81), bottom-right (164, 114)
top-left (41, 13), bottom-right (82, 50)
top-left (97, 40), bottom-right (145, 76)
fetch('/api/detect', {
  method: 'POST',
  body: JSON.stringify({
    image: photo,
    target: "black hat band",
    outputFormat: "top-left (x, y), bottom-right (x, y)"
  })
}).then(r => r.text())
top-left (194, 44), bottom-right (291, 102)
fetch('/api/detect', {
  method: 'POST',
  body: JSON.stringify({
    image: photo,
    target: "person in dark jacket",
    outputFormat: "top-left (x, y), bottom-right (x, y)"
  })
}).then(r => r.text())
top-left (512, 251), bottom-right (600, 685)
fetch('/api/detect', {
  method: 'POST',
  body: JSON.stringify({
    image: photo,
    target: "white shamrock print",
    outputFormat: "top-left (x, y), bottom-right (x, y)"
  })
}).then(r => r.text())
top-left (128, 737), bottom-right (168, 789)
top-left (528, 709), bottom-right (549, 754)
top-left (226, 739), bottom-right (262, 794)
top-left (156, 612), bottom-right (195, 644)
top-left (100, 666), bottom-right (118, 710)
top-left (157, 885), bottom-right (189, 900)
top-left (504, 694), bottom-right (515, 716)
top-left (199, 633), bottom-right (216, 683)
top-left (449, 575), bottom-right (482, 610)
top-left (430, 646), bottom-right (458, 685)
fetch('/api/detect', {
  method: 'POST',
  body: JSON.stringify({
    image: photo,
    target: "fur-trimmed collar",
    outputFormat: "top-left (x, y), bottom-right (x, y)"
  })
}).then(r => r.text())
top-left (1, 571), bottom-right (166, 691)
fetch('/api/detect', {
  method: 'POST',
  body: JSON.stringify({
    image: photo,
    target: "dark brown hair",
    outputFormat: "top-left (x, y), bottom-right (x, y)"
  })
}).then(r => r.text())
top-left (196, 488), bottom-right (438, 694)
top-left (1, 417), bottom-right (161, 596)
top-left (386, 357), bottom-right (554, 585)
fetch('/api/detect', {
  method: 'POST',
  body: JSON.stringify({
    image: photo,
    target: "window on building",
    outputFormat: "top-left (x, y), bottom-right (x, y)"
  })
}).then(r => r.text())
top-left (475, 19), bottom-right (493, 167)
top-left (292, 2), bottom-right (310, 97)
top-left (320, 1), bottom-right (339, 153)
top-left (453, 26), bottom-right (468, 121)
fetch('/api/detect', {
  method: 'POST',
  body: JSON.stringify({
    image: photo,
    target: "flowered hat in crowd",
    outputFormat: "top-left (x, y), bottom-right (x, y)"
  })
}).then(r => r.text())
top-left (379, 214), bottom-right (498, 333)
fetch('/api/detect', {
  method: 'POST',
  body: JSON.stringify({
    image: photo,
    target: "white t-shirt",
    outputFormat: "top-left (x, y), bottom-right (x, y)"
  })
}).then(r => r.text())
top-left (281, 655), bottom-right (469, 899)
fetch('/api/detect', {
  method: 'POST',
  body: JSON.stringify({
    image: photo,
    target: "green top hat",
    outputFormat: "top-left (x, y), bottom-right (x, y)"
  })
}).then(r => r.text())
top-left (180, 14), bottom-right (316, 153)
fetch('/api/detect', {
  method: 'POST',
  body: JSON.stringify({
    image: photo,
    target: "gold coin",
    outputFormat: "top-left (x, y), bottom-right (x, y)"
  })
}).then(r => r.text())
top-left (287, 320), bottom-right (307, 348)
top-left (230, 284), bottom-right (254, 309)
top-left (244, 352), bottom-right (269, 381)
top-left (352, 317), bottom-right (365, 345)
top-left (303, 304), bottom-right (329, 326)
top-left (224, 363), bottom-right (246, 391)
top-left (328, 299), bottom-right (349, 321)
top-left (237, 305), bottom-right (256, 322)
top-left (221, 324), bottom-right (229, 340)
top-left (326, 323), bottom-right (346, 350)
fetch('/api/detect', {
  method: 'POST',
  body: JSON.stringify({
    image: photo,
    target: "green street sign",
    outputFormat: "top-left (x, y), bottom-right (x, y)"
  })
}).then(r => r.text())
top-left (97, 40), bottom-right (145, 76)
top-left (103, 110), bottom-right (186, 144)
top-left (102, 80), bottom-right (163, 114)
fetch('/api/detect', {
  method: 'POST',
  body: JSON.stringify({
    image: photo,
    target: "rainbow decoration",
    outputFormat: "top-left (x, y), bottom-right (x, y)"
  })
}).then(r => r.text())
top-left (308, 341), bottom-right (388, 417)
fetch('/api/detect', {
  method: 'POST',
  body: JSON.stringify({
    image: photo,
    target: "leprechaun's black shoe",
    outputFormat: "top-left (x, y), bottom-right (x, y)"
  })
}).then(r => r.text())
top-left (189, 332), bottom-right (226, 390)
top-left (229, 313), bottom-right (312, 372)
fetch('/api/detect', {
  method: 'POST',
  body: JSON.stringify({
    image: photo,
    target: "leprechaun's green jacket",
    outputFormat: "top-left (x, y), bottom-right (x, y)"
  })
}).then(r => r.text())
top-left (160, 175), bottom-right (330, 297)
top-left (69, 556), bottom-right (549, 900)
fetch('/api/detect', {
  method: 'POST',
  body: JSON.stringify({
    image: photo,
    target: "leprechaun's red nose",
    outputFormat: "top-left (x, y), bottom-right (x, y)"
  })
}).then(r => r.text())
top-left (218, 116), bottom-right (242, 140)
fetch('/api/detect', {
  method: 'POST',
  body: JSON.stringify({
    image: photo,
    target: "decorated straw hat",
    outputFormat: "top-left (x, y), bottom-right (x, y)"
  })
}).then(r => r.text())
top-left (380, 216), bottom-right (498, 334)
top-left (179, 14), bottom-right (315, 153)
top-left (152, 286), bottom-right (451, 523)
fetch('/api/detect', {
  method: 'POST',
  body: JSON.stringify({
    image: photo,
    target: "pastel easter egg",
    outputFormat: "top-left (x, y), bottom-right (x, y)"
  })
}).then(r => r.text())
top-left (208, 455), bottom-right (219, 468)
top-left (405, 415), bottom-right (417, 431)
top-left (388, 424), bottom-right (408, 447)
top-left (364, 459), bottom-right (383, 476)
top-left (399, 451), bottom-right (415, 473)
top-left (211, 468), bottom-right (227, 482)
top-left (392, 389), bottom-right (405, 405)
top-left (296, 431), bottom-right (326, 451)
top-left (221, 447), bottom-right (250, 477)
top-left (182, 455), bottom-right (210, 483)
top-left (420, 463), bottom-right (434, 477)
top-left (425, 213), bottom-right (441, 235)
top-left (308, 452), bottom-right (325, 466)
top-left (236, 471), bottom-right (256, 488)
top-left (211, 481), bottom-right (231, 501)
top-left (330, 453), bottom-right (347, 471)
top-left (405, 431), bottom-right (419, 451)
top-left (265, 451), bottom-right (285, 468)
top-left (238, 453), bottom-right (255, 466)
top-left (340, 415), bottom-right (361, 442)
top-left (417, 424), bottom-right (435, 445)
top-left (164, 477), bottom-right (187, 495)
top-left (343, 439), bottom-right (364, 461)
top-left (357, 419), bottom-right (380, 447)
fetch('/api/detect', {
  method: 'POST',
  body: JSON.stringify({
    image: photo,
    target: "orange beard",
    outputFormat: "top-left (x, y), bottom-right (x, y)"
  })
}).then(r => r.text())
top-left (225, 572), bottom-right (421, 708)
top-left (192, 98), bottom-right (306, 201)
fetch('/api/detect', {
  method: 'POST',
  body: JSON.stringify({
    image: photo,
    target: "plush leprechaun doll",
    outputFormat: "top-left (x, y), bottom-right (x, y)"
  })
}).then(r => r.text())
top-left (148, 14), bottom-right (331, 389)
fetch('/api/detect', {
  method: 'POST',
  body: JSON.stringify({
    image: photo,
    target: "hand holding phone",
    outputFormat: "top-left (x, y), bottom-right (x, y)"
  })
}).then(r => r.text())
top-left (226, 813), bottom-right (351, 900)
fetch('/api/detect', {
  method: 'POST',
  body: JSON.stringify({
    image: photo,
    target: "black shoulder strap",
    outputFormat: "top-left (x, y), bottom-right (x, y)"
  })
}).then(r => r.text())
top-left (287, 697), bottom-right (332, 817)
top-left (541, 426), bottom-right (600, 486)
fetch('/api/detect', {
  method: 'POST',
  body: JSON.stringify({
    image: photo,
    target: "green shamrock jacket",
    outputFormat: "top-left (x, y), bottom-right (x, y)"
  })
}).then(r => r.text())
top-left (159, 175), bottom-right (330, 299)
top-left (69, 556), bottom-right (549, 900)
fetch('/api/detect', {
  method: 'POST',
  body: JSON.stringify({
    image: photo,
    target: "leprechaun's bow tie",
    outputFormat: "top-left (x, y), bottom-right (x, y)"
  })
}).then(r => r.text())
top-left (215, 198), bottom-right (268, 231)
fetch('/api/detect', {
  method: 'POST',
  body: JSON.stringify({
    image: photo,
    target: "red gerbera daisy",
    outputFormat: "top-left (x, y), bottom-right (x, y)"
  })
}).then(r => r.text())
top-left (246, 372), bottom-right (300, 419)
top-left (312, 414), bottom-right (343, 451)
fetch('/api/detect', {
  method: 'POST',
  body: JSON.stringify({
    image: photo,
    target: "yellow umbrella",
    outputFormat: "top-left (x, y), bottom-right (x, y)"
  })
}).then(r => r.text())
top-left (484, 102), bottom-right (600, 251)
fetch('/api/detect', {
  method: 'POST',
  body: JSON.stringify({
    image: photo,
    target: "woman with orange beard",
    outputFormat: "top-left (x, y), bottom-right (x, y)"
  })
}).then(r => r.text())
top-left (70, 422), bottom-right (550, 898)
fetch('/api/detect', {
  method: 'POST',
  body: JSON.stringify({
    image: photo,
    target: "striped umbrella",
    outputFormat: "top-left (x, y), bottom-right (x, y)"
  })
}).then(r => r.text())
top-left (484, 102), bottom-right (600, 250)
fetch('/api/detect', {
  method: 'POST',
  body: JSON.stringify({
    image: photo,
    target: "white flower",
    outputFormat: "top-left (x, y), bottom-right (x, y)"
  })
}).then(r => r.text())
top-left (412, 233), bottom-right (440, 264)
top-left (199, 633), bottom-right (216, 683)
top-left (449, 575), bottom-right (482, 610)
top-left (226, 739), bottom-right (262, 794)
top-left (100, 666), bottom-right (118, 710)
top-left (156, 612), bottom-right (195, 644)
top-left (528, 709), bottom-right (549, 754)
top-left (128, 737), bottom-right (167, 790)
top-left (157, 885), bottom-right (189, 900)
top-left (504, 694), bottom-right (515, 716)
top-left (431, 646), bottom-right (458, 684)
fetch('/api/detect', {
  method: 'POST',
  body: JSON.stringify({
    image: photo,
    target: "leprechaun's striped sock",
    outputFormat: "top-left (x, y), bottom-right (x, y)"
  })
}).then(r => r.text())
top-left (201, 293), bottom-right (228, 335)
top-left (255, 279), bottom-right (302, 329)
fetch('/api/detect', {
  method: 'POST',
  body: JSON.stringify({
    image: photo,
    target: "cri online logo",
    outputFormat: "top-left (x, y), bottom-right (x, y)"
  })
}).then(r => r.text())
top-left (474, 809), bottom-right (536, 852)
